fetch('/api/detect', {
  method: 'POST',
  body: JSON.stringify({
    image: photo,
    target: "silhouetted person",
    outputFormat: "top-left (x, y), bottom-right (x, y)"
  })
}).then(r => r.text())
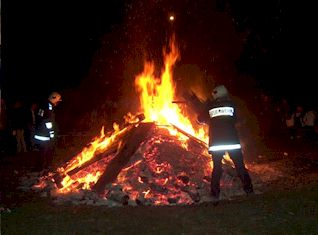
top-left (0, 98), bottom-right (10, 154)
top-left (275, 97), bottom-right (291, 137)
top-left (10, 100), bottom-right (28, 153)
top-left (289, 105), bottom-right (304, 139)
top-left (302, 105), bottom-right (317, 141)
top-left (26, 102), bottom-right (38, 151)
top-left (258, 93), bottom-right (274, 139)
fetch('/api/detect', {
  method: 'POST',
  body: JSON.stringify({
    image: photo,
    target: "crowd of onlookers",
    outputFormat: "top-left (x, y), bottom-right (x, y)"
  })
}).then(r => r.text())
top-left (254, 93), bottom-right (318, 143)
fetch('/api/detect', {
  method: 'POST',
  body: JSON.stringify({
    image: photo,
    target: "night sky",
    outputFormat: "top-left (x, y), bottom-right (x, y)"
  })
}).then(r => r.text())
top-left (1, 0), bottom-right (316, 106)
top-left (2, 0), bottom-right (125, 102)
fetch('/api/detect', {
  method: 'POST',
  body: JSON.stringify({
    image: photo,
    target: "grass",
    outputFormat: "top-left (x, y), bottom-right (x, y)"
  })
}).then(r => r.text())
top-left (1, 182), bottom-right (318, 235)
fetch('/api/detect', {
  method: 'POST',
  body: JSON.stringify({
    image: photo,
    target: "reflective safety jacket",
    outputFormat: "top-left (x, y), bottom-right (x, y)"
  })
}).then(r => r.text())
top-left (34, 101), bottom-right (56, 142)
top-left (198, 97), bottom-right (241, 153)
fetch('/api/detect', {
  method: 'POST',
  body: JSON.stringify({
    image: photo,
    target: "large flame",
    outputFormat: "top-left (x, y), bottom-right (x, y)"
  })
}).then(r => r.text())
top-left (135, 36), bottom-right (208, 143)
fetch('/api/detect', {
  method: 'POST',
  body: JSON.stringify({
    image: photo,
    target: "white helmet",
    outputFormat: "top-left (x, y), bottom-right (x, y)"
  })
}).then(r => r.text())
top-left (212, 85), bottom-right (229, 99)
top-left (48, 92), bottom-right (62, 105)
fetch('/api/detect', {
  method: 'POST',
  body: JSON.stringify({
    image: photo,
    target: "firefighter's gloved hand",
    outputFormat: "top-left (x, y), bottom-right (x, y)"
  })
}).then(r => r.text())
top-left (196, 118), bottom-right (206, 125)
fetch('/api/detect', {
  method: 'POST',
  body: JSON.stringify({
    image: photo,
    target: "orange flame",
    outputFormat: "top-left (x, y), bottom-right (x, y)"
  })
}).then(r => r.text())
top-left (135, 36), bottom-right (208, 143)
top-left (58, 126), bottom-right (127, 175)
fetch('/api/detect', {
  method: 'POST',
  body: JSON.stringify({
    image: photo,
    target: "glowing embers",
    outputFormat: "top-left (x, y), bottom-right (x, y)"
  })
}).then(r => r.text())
top-left (109, 131), bottom-right (212, 205)
top-left (47, 125), bottom-right (211, 206)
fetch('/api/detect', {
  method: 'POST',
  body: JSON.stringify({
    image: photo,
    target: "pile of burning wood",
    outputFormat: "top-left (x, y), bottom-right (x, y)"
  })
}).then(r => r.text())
top-left (16, 121), bottom-right (269, 207)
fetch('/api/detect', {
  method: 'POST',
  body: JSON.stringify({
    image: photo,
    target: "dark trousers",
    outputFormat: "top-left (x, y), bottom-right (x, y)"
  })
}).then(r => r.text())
top-left (36, 141), bottom-right (54, 171)
top-left (25, 125), bottom-right (36, 151)
top-left (211, 149), bottom-right (253, 198)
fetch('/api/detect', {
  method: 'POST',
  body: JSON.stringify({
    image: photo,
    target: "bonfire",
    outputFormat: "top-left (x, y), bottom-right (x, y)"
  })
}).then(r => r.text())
top-left (31, 36), bottom-right (251, 206)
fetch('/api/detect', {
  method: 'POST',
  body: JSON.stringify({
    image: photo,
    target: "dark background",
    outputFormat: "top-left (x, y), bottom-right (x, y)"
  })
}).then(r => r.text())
top-left (1, 0), bottom-right (125, 101)
top-left (1, 0), bottom-right (316, 106)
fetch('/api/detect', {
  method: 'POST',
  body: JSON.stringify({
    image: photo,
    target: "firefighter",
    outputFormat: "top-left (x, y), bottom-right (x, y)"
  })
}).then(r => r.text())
top-left (197, 85), bottom-right (254, 203)
top-left (34, 91), bottom-right (62, 171)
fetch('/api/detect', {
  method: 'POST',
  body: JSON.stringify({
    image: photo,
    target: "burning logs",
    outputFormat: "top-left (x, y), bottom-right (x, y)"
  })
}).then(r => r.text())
top-left (93, 123), bottom-right (155, 194)
top-left (52, 116), bottom-right (147, 189)
top-left (67, 144), bottom-right (120, 176)
top-left (170, 123), bottom-right (207, 149)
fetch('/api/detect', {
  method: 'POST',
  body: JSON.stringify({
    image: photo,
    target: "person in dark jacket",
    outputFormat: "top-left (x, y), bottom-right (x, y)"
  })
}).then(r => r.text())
top-left (10, 100), bottom-right (28, 153)
top-left (34, 92), bottom-right (62, 171)
top-left (197, 85), bottom-right (253, 203)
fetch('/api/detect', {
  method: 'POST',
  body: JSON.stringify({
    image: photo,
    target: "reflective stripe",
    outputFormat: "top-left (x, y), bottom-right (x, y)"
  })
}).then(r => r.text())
top-left (49, 131), bottom-right (55, 138)
top-left (34, 135), bottom-right (50, 141)
top-left (209, 107), bottom-right (234, 118)
top-left (38, 109), bottom-right (44, 117)
top-left (45, 122), bottom-right (53, 129)
top-left (49, 103), bottom-right (53, 110)
top-left (209, 144), bottom-right (241, 152)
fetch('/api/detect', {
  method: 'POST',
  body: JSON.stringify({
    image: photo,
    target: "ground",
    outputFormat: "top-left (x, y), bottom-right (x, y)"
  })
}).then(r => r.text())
top-left (1, 136), bottom-right (318, 234)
